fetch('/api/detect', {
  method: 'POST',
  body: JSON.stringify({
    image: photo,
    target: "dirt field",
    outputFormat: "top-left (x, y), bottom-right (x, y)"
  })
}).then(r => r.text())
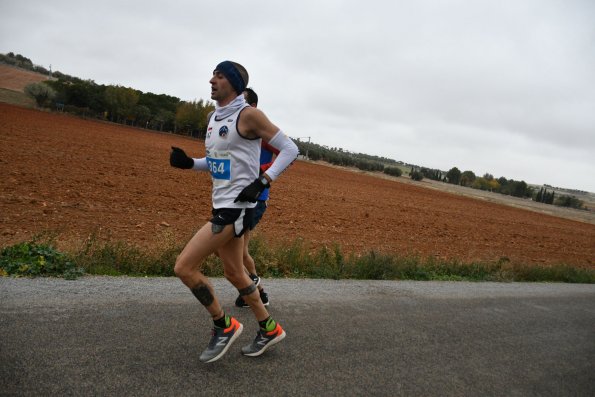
top-left (0, 63), bottom-right (50, 92)
top-left (1, 103), bottom-right (594, 267)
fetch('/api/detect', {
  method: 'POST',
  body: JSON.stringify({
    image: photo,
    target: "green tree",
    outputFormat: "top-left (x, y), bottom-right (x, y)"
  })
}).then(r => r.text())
top-left (460, 170), bottom-right (476, 187)
top-left (509, 180), bottom-right (528, 198)
top-left (175, 101), bottom-right (200, 135)
top-left (535, 187), bottom-right (544, 202)
top-left (24, 82), bottom-right (56, 107)
top-left (420, 167), bottom-right (443, 181)
top-left (538, 188), bottom-right (555, 204)
top-left (472, 177), bottom-right (495, 191)
top-left (134, 105), bottom-right (152, 127)
top-left (410, 169), bottom-right (424, 181)
top-left (138, 92), bottom-right (179, 114)
top-left (175, 99), bottom-right (214, 136)
top-left (138, 91), bottom-right (180, 131)
top-left (446, 167), bottom-right (462, 185)
top-left (104, 85), bottom-right (139, 123)
top-left (153, 109), bottom-right (175, 131)
top-left (46, 78), bottom-right (106, 115)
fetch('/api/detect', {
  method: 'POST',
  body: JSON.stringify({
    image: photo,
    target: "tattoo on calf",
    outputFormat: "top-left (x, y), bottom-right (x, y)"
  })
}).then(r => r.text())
top-left (191, 283), bottom-right (214, 306)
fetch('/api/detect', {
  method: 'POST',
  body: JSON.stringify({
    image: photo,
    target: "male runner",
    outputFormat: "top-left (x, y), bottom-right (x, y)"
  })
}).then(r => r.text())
top-left (169, 61), bottom-right (298, 363)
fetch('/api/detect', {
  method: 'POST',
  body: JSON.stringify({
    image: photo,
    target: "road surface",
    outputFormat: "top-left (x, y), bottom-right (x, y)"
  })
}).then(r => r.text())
top-left (1, 277), bottom-right (594, 396)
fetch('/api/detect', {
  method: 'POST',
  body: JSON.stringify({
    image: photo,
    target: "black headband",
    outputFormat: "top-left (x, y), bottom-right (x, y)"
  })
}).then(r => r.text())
top-left (215, 61), bottom-right (246, 95)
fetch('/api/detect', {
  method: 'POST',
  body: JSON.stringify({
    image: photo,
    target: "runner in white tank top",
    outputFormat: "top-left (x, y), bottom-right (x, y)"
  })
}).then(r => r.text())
top-left (205, 104), bottom-right (260, 209)
top-left (168, 60), bottom-right (299, 363)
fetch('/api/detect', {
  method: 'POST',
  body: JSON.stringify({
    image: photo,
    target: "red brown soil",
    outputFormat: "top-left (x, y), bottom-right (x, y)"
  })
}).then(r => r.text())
top-left (1, 103), bottom-right (594, 267)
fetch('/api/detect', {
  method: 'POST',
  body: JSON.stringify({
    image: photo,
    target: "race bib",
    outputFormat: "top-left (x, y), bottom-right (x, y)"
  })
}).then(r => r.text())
top-left (206, 151), bottom-right (231, 186)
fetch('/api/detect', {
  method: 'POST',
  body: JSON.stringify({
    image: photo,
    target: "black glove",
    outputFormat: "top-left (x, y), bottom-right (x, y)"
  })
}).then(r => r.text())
top-left (234, 177), bottom-right (270, 203)
top-left (170, 146), bottom-right (194, 169)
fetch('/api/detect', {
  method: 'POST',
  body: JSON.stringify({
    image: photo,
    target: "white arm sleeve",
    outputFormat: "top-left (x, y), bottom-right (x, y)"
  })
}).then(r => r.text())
top-left (192, 157), bottom-right (209, 172)
top-left (264, 130), bottom-right (299, 181)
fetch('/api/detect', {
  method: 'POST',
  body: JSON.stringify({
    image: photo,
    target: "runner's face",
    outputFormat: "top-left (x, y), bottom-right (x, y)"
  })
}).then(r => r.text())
top-left (210, 71), bottom-right (235, 105)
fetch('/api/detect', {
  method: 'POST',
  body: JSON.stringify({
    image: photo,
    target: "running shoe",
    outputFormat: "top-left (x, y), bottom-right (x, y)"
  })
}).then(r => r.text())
top-left (199, 317), bottom-right (243, 363)
top-left (235, 294), bottom-right (249, 308)
top-left (235, 289), bottom-right (270, 308)
top-left (259, 290), bottom-right (270, 306)
top-left (249, 274), bottom-right (261, 287)
top-left (241, 323), bottom-right (286, 357)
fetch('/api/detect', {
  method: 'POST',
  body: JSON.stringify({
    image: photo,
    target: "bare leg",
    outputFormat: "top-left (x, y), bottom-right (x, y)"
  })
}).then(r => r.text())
top-left (242, 230), bottom-right (263, 291)
top-left (218, 233), bottom-right (269, 321)
top-left (174, 222), bottom-right (235, 319)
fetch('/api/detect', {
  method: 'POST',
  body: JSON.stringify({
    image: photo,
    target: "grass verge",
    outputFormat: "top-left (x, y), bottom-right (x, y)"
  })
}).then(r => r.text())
top-left (0, 239), bottom-right (84, 280)
top-left (1, 234), bottom-right (593, 283)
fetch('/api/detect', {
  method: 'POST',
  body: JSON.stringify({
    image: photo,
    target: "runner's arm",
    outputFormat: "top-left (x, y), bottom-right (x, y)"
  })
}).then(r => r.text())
top-left (191, 158), bottom-right (209, 171)
top-left (261, 130), bottom-right (298, 182)
top-left (239, 108), bottom-right (298, 182)
top-left (262, 140), bottom-right (280, 155)
top-left (260, 141), bottom-right (280, 174)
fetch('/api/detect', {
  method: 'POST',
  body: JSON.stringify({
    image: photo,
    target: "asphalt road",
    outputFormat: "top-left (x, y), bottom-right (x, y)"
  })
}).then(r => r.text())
top-left (1, 277), bottom-right (594, 397)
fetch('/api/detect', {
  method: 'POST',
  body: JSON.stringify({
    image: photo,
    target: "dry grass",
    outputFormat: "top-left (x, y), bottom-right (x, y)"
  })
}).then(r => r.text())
top-left (0, 88), bottom-right (35, 108)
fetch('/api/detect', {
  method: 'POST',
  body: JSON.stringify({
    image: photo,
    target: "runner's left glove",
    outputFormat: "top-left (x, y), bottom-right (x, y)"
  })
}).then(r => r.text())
top-left (234, 177), bottom-right (270, 203)
top-left (170, 146), bottom-right (194, 169)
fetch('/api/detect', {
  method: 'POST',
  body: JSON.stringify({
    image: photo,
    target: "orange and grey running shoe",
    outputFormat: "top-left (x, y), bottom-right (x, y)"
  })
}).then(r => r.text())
top-left (199, 317), bottom-right (243, 363)
top-left (241, 323), bottom-right (286, 357)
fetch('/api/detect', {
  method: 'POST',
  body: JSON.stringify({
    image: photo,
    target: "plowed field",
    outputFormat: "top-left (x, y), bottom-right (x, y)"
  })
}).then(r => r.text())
top-left (0, 64), bottom-right (49, 92)
top-left (1, 103), bottom-right (594, 267)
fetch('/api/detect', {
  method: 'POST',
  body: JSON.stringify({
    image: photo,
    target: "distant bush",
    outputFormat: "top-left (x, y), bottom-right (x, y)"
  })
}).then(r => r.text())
top-left (410, 170), bottom-right (424, 181)
top-left (24, 82), bottom-right (56, 107)
top-left (554, 195), bottom-right (584, 209)
top-left (383, 166), bottom-right (403, 177)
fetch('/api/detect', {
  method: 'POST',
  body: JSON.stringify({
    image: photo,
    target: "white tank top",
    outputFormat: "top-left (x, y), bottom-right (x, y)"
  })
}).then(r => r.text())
top-left (205, 106), bottom-right (261, 209)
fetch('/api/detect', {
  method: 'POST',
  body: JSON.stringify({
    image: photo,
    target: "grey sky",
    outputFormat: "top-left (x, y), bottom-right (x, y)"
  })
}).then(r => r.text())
top-left (1, 0), bottom-right (594, 192)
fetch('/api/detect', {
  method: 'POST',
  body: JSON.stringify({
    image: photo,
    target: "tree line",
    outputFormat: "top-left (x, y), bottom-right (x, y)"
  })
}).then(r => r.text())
top-left (410, 166), bottom-right (584, 209)
top-left (2, 52), bottom-right (213, 136)
top-left (292, 140), bottom-right (398, 173)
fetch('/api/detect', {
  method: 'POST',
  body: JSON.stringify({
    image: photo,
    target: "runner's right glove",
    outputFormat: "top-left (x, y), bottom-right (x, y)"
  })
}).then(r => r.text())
top-left (170, 146), bottom-right (194, 169)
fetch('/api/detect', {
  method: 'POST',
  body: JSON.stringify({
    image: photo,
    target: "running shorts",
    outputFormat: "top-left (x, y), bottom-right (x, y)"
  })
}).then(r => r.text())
top-left (210, 207), bottom-right (254, 237)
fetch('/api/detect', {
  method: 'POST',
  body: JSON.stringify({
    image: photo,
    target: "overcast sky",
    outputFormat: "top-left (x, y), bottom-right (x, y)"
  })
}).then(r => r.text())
top-left (2, 0), bottom-right (594, 192)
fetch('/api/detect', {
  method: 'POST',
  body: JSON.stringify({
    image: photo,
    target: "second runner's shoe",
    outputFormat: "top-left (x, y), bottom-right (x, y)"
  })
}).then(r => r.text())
top-left (199, 317), bottom-right (243, 363)
top-left (235, 289), bottom-right (270, 308)
top-left (241, 323), bottom-right (286, 357)
top-left (235, 274), bottom-right (267, 308)
top-left (259, 290), bottom-right (270, 306)
top-left (249, 274), bottom-right (261, 287)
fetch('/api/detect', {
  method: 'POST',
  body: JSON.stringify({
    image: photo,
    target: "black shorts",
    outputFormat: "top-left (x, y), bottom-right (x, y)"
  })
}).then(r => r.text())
top-left (250, 200), bottom-right (268, 230)
top-left (210, 207), bottom-right (255, 237)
